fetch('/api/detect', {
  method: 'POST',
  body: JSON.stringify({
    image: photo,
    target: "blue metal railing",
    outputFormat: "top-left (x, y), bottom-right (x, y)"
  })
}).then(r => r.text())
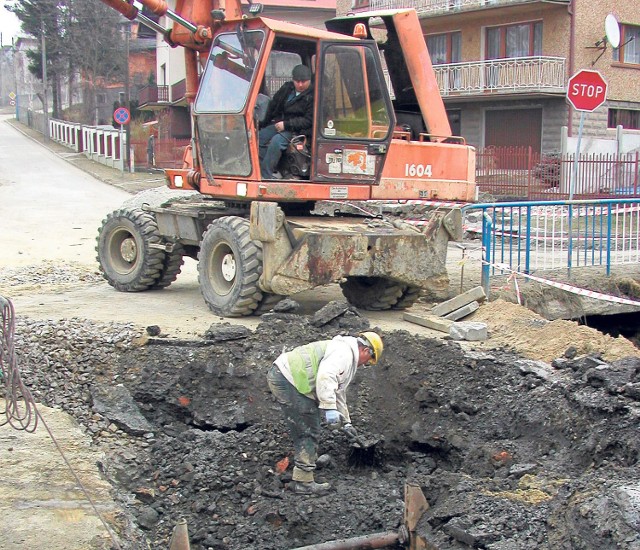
top-left (463, 199), bottom-right (640, 297)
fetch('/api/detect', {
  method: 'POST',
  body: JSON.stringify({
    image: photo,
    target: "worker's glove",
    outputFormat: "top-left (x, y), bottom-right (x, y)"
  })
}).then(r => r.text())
top-left (324, 409), bottom-right (341, 425)
top-left (343, 423), bottom-right (358, 439)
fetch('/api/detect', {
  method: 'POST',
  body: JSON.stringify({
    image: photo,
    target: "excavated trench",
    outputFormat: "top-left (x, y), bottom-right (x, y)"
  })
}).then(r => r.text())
top-left (14, 304), bottom-right (640, 550)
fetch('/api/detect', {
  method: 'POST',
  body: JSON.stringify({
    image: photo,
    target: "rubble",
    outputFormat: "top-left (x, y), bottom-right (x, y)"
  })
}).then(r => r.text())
top-left (11, 308), bottom-right (640, 550)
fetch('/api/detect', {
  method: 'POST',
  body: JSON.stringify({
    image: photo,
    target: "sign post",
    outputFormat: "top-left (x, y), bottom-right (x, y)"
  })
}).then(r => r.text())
top-left (113, 107), bottom-right (131, 173)
top-left (565, 69), bottom-right (608, 274)
top-left (566, 70), bottom-right (608, 200)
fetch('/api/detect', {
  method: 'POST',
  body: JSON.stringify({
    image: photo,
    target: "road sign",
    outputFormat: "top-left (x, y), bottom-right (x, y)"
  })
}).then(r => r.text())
top-left (566, 70), bottom-right (608, 112)
top-left (113, 106), bottom-right (131, 125)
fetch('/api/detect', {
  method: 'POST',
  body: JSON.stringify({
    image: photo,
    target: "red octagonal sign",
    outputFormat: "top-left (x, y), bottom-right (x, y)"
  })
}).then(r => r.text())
top-left (566, 69), bottom-right (608, 112)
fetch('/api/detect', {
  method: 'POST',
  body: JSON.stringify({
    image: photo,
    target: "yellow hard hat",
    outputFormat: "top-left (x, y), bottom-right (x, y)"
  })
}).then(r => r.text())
top-left (359, 331), bottom-right (383, 365)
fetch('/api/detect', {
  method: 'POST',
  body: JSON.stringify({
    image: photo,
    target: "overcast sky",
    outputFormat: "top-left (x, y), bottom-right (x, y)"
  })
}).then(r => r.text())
top-left (1, 6), bottom-right (22, 46)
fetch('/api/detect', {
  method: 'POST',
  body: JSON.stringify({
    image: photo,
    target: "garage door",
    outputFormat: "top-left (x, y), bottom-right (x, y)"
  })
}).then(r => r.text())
top-left (485, 108), bottom-right (542, 168)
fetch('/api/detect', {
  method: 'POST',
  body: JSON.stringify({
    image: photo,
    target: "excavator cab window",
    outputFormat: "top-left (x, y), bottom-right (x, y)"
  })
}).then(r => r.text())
top-left (194, 30), bottom-right (265, 178)
top-left (319, 44), bottom-right (391, 139)
top-left (314, 41), bottom-right (394, 184)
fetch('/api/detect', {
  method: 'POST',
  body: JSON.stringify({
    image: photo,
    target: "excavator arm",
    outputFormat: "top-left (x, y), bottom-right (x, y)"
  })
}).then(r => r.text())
top-left (97, 0), bottom-right (244, 51)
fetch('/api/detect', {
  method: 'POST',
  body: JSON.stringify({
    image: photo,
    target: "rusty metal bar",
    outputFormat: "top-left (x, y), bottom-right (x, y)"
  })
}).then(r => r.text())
top-left (290, 531), bottom-right (399, 550)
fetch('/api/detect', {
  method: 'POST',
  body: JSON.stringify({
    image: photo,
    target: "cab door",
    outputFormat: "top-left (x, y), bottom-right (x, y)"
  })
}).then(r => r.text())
top-left (313, 40), bottom-right (395, 185)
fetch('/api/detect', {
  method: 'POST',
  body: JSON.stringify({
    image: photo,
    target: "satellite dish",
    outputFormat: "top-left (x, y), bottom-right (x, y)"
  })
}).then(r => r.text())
top-left (605, 14), bottom-right (620, 49)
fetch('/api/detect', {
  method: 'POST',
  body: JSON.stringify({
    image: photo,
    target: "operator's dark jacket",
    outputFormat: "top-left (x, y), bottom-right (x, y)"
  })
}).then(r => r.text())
top-left (261, 81), bottom-right (314, 138)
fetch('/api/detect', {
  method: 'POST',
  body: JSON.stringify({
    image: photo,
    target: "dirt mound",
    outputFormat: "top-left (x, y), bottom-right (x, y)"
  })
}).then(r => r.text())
top-left (470, 299), bottom-right (640, 363)
top-left (16, 308), bottom-right (640, 549)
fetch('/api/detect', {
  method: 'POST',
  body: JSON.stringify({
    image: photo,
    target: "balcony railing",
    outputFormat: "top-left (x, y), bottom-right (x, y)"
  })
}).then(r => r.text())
top-left (358, 0), bottom-right (567, 17)
top-left (171, 79), bottom-right (186, 103)
top-left (138, 85), bottom-right (169, 105)
top-left (433, 56), bottom-right (566, 97)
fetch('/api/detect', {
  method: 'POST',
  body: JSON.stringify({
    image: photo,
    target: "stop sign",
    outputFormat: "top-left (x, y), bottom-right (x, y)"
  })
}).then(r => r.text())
top-left (566, 70), bottom-right (608, 112)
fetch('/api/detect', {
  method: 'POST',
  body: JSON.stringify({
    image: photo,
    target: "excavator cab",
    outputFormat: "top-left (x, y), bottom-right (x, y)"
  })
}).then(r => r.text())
top-left (191, 22), bottom-right (395, 195)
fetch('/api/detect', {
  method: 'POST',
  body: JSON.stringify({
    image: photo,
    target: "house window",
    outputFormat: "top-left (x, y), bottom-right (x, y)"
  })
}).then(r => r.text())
top-left (608, 108), bottom-right (640, 130)
top-left (352, 0), bottom-right (369, 9)
top-left (96, 94), bottom-right (106, 105)
top-left (613, 24), bottom-right (640, 65)
top-left (426, 32), bottom-right (461, 65)
top-left (486, 21), bottom-right (542, 59)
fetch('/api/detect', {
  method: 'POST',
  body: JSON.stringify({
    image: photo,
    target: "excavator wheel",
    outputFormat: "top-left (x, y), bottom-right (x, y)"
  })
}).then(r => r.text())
top-left (198, 217), bottom-right (263, 317)
top-left (96, 207), bottom-right (166, 292)
top-left (151, 242), bottom-right (185, 289)
top-left (340, 276), bottom-right (405, 311)
top-left (392, 285), bottom-right (422, 310)
top-left (253, 292), bottom-right (284, 316)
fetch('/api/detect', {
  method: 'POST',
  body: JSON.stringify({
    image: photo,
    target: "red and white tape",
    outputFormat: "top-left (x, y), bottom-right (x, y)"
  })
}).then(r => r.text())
top-left (489, 262), bottom-right (640, 307)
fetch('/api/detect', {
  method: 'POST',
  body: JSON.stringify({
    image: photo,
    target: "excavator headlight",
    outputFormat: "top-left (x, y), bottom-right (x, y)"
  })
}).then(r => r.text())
top-left (174, 175), bottom-right (184, 188)
top-left (248, 3), bottom-right (263, 15)
top-left (236, 182), bottom-right (248, 197)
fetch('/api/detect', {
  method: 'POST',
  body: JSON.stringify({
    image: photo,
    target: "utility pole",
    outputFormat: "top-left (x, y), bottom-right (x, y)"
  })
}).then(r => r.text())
top-left (41, 24), bottom-right (49, 141)
top-left (124, 22), bottom-right (131, 172)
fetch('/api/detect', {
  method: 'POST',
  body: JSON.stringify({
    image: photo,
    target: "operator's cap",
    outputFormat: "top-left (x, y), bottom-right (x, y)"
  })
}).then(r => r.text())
top-left (292, 64), bottom-right (312, 81)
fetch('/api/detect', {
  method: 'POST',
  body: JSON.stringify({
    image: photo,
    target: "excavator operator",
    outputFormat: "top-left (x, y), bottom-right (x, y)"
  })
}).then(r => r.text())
top-left (266, 331), bottom-right (384, 495)
top-left (258, 64), bottom-right (314, 179)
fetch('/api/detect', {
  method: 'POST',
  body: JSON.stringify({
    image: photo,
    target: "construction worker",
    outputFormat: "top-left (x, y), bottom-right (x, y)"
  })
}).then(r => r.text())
top-left (259, 64), bottom-right (314, 179)
top-left (267, 331), bottom-right (383, 495)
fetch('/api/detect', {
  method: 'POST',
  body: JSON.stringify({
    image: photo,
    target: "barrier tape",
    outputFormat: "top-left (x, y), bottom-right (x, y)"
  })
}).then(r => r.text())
top-left (489, 262), bottom-right (640, 306)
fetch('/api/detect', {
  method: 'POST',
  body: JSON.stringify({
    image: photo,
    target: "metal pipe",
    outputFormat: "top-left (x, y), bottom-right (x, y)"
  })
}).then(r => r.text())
top-left (290, 531), bottom-right (399, 550)
top-left (136, 12), bottom-right (169, 35)
top-left (164, 8), bottom-right (198, 33)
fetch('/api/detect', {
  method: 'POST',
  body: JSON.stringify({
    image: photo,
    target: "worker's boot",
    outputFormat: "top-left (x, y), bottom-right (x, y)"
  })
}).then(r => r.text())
top-left (292, 481), bottom-right (331, 495)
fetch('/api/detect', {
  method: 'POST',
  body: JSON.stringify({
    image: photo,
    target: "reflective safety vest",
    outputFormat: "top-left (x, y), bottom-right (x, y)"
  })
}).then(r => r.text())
top-left (285, 340), bottom-right (330, 395)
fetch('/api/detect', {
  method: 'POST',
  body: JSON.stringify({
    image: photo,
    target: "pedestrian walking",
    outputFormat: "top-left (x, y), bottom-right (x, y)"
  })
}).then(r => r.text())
top-left (147, 133), bottom-right (155, 169)
top-left (267, 331), bottom-right (383, 495)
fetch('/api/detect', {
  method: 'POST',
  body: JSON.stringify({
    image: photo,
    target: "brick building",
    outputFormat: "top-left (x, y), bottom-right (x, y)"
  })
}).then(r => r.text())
top-left (346, 0), bottom-right (640, 153)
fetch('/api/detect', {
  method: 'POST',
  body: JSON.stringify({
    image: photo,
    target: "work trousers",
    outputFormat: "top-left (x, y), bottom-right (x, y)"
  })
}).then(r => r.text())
top-left (267, 364), bottom-right (320, 482)
top-left (258, 126), bottom-right (292, 179)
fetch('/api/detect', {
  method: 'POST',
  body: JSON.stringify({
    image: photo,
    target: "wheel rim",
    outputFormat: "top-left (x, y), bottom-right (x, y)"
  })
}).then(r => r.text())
top-left (108, 227), bottom-right (139, 275)
top-left (210, 242), bottom-right (236, 296)
top-left (120, 237), bottom-right (137, 262)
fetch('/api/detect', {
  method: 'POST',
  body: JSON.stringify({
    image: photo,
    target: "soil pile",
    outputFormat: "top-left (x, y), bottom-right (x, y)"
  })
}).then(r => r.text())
top-left (14, 303), bottom-right (640, 550)
top-left (470, 299), bottom-right (640, 363)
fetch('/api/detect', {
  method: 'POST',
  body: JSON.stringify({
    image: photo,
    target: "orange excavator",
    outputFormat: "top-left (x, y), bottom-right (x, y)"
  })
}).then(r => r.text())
top-left (96, 0), bottom-right (476, 317)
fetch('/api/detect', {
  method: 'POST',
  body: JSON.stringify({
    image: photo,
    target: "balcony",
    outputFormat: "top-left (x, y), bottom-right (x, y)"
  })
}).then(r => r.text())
top-left (356, 0), bottom-right (568, 17)
top-left (171, 79), bottom-right (187, 105)
top-left (138, 85), bottom-right (169, 109)
top-left (433, 56), bottom-right (566, 98)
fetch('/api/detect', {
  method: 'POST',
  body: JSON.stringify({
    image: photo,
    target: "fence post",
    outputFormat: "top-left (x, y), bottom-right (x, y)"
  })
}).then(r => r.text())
top-left (527, 146), bottom-right (532, 200)
top-left (481, 210), bottom-right (493, 299)
top-left (633, 151), bottom-right (640, 195)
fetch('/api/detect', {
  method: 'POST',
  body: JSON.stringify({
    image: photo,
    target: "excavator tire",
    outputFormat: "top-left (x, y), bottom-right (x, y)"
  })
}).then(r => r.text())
top-left (253, 292), bottom-right (284, 315)
top-left (340, 276), bottom-right (405, 310)
top-left (392, 285), bottom-right (422, 310)
top-left (151, 242), bottom-right (185, 289)
top-left (198, 217), bottom-right (263, 317)
top-left (96, 207), bottom-right (165, 292)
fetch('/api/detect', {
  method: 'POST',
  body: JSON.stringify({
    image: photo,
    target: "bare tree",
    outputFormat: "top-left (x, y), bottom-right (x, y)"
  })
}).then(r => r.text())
top-left (6, 0), bottom-right (126, 123)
